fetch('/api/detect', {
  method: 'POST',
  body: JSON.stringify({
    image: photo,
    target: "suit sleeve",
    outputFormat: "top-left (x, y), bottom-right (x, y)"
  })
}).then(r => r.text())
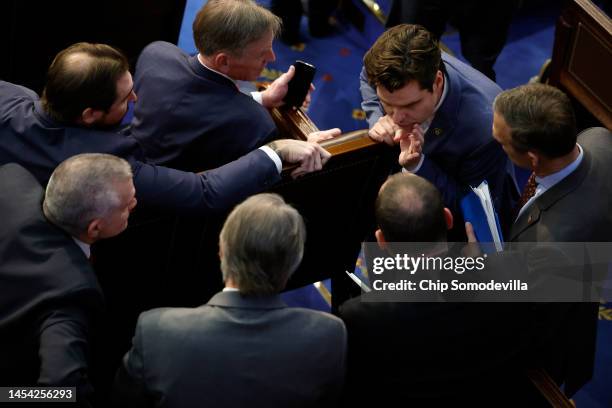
top-left (132, 149), bottom-right (281, 214)
top-left (359, 67), bottom-right (384, 129)
top-left (37, 307), bottom-right (95, 406)
top-left (112, 316), bottom-right (150, 408)
top-left (416, 139), bottom-right (510, 217)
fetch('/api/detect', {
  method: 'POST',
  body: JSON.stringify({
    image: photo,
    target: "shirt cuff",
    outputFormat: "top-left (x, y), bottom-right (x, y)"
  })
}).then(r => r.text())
top-left (402, 154), bottom-right (426, 173)
top-left (259, 145), bottom-right (282, 173)
top-left (251, 91), bottom-right (263, 105)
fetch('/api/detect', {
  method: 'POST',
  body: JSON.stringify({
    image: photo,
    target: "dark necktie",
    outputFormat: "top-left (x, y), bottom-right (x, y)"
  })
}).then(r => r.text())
top-left (514, 172), bottom-right (537, 219)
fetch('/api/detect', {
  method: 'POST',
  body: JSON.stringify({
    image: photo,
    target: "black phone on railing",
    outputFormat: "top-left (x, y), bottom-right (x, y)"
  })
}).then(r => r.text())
top-left (283, 60), bottom-right (316, 108)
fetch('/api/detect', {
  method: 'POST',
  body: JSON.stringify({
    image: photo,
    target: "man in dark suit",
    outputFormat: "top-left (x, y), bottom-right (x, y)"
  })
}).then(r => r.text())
top-left (339, 173), bottom-right (530, 406)
top-left (490, 83), bottom-right (612, 396)
top-left (0, 42), bottom-right (331, 214)
top-left (360, 25), bottom-right (518, 237)
top-left (0, 154), bottom-right (137, 405)
top-left (132, 0), bottom-right (339, 172)
top-left (113, 193), bottom-right (347, 407)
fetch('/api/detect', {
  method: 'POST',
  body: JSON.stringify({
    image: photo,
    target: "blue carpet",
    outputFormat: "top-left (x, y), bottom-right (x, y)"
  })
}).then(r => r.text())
top-left (177, 1), bottom-right (612, 406)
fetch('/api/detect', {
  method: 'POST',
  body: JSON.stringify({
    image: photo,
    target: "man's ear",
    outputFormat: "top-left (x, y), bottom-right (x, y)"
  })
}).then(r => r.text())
top-left (213, 53), bottom-right (231, 74)
top-left (375, 228), bottom-right (387, 250)
top-left (433, 70), bottom-right (444, 91)
top-left (527, 151), bottom-right (539, 171)
top-left (85, 218), bottom-right (103, 243)
top-left (443, 207), bottom-right (454, 230)
top-left (81, 107), bottom-right (103, 126)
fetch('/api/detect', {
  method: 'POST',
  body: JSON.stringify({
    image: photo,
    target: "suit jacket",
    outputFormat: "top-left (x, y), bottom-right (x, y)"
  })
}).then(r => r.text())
top-left (360, 53), bottom-right (517, 234)
top-left (339, 297), bottom-right (531, 406)
top-left (509, 127), bottom-right (612, 396)
top-left (113, 291), bottom-right (347, 408)
top-left (0, 80), bottom-right (280, 214)
top-left (0, 163), bottom-right (103, 385)
top-left (131, 41), bottom-right (278, 172)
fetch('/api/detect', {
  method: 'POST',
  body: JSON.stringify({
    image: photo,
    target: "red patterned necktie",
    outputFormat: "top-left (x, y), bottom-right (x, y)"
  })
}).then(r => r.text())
top-left (514, 172), bottom-right (537, 218)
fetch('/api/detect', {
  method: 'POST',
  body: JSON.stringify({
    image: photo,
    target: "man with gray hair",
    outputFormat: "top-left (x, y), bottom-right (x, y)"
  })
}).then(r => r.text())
top-left (44, 153), bottom-right (136, 246)
top-left (114, 193), bottom-right (347, 407)
top-left (131, 0), bottom-right (340, 172)
top-left (0, 153), bottom-right (136, 405)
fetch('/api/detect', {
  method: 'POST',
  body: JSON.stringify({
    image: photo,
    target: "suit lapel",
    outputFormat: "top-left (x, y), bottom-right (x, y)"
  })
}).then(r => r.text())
top-left (510, 151), bottom-right (591, 241)
top-left (424, 58), bottom-right (458, 154)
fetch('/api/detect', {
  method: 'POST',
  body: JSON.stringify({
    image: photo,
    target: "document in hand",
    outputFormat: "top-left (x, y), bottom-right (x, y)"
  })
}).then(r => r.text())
top-left (460, 181), bottom-right (503, 252)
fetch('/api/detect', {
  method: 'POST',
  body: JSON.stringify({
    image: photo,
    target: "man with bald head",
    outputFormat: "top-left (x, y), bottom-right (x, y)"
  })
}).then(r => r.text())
top-left (339, 173), bottom-right (528, 406)
top-left (0, 42), bottom-right (331, 214)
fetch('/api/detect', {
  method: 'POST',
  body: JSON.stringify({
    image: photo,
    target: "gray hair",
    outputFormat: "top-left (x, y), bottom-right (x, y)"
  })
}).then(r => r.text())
top-left (219, 193), bottom-right (306, 296)
top-left (43, 153), bottom-right (133, 237)
top-left (193, 0), bottom-right (281, 57)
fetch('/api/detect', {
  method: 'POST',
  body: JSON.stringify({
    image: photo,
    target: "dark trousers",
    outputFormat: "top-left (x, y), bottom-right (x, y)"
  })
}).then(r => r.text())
top-left (270, 0), bottom-right (338, 41)
top-left (386, 0), bottom-right (518, 81)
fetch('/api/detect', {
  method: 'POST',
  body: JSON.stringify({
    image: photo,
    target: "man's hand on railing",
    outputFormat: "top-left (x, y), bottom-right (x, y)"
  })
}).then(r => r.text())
top-left (306, 128), bottom-right (341, 143)
top-left (267, 139), bottom-right (331, 178)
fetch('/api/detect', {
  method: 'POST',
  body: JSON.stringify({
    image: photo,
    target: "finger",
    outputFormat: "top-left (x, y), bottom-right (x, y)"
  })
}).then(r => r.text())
top-left (302, 146), bottom-right (315, 173)
top-left (319, 146), bottom-right (331, 165)
top-left (380, 120), bottom-right (395, 137)
top-left (327, 128), bottom-right (341, 138)
top-left (393, 128), bottom-right (409, 143)
top-left (465, 222), bottom-right (477, 243)
top-left (312, 146), bottom-right (322, 170)
top-left (368, 127), bottom-right (383, 142)
top-left (413, 123), bottom-right (425, 142)
top-left (291, 168), bottom-right (305, 179)
top-left (309, 83), bottom-right (315, 91)
top-left (277, 65), bottom-right (295, 85)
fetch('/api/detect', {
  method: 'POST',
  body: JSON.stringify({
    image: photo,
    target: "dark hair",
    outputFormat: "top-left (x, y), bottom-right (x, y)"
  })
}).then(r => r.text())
top-left (193, 0), bottom-right (281, 57)
top-left (375, 173), bottom-right (447, 243)
top-left (493, 84), bottom-right (577, 158)
top-left (364, 24), bottom-right (442, 92)
top-left (41, 42), bottom-right (129, 123)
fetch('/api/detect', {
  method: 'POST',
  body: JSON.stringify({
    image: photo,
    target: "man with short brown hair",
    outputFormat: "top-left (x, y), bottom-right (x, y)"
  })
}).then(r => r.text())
top-left (360, 24), bottom-right (517, 236)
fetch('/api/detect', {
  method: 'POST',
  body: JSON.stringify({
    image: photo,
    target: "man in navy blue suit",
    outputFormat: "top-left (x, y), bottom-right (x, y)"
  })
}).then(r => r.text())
top-left (360, 25), bottom-right (517, 236)
top-left (0, 42), bottom-right (332, 215)
top-left (131, 0), bottom-right (339, 172)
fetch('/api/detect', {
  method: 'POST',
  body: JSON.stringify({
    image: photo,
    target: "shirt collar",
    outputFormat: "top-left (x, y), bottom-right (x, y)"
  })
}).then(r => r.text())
top-left (535, 144), bottom-right (584, 190)
top-left (72, 237), bottom-right (91, 259)
top-left (197, 54), bottom-right (238, 86)
top-left (222, 287), bottom-right (240, 292)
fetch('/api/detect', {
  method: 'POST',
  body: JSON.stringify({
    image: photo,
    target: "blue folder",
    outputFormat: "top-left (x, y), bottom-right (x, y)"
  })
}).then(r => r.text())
top-left (460, 182), bottom-right (504, 253)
